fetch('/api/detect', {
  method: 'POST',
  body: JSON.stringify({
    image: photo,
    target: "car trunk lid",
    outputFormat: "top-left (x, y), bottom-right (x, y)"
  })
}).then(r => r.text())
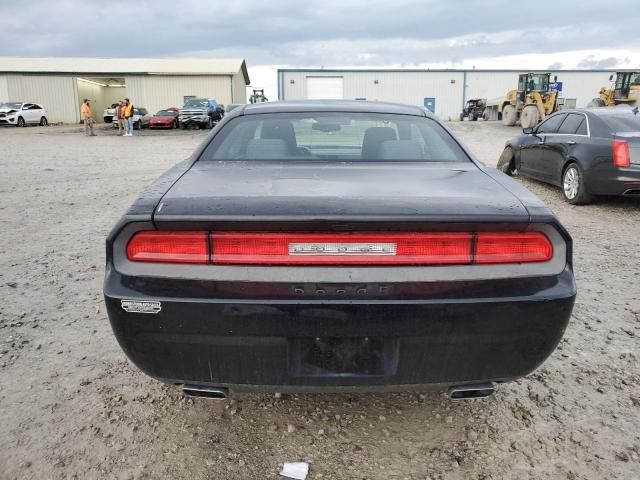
top-left (154, 161), bottom-right (529, 224)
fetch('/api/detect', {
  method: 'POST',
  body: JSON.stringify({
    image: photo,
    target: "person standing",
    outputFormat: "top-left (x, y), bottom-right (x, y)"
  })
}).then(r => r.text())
top-left (114, 101), bottom-right (124, 136)
top-left (123, 98), bottom-right (134, 136)
top-left (81, 99), bottom-right (96, 136)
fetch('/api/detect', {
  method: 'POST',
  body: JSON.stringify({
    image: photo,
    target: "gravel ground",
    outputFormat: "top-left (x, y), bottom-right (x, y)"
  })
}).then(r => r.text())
top-left (1, 122), bottom-right (639, 480)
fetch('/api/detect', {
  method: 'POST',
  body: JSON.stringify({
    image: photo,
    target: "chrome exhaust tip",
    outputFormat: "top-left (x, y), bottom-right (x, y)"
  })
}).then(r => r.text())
top-left (182, 384), bottom-right (229, 400)
top-left (448, 383), bottom-right (495, 400)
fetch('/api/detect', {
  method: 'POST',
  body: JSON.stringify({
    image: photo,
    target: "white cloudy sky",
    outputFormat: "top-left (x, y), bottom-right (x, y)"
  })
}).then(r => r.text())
top-left (2, 0), bottom-right (639, 99)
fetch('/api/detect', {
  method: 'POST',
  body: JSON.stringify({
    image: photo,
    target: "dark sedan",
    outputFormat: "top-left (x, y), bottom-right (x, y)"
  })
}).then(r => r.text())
top-left (498, 108), bottom-right (640, 204)
top-left (104, 100), bottom-right (575, 400)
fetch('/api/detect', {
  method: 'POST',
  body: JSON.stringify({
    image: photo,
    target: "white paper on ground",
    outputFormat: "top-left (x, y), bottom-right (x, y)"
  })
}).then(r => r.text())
top-left (280, 461), bottom-right (309, 479)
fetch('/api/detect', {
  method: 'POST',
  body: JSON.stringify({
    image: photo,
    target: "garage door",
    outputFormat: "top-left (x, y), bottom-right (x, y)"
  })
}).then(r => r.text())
top-left (306, 77), bottom-right (344, 100)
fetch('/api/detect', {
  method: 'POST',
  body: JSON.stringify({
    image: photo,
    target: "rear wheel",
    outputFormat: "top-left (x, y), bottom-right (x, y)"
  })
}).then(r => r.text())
top-left (39, 116), bottom-right (48, 126)
top-left (562, 163), bottom-right (592, 205)
top-left (502, 105), bottom-right (517, 126)
top-left (497, 146), bottom-right (516, 176)
top-left (587, 98), bottom-right (606, 108)
top-left (520, 105), bottom-right (540, 129)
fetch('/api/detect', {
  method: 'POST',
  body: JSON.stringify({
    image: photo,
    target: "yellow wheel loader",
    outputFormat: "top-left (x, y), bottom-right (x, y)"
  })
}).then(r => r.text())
top-left (587, 72), bottom-right (640, 108)
top-left (482, 73), bottom-right (560, 128)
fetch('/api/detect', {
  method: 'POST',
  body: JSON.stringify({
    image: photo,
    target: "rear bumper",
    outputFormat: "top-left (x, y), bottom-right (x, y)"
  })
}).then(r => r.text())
top-left (585, 162), bottom-right (640, 195)
top-left (104, 268), bottom-right (575, 391)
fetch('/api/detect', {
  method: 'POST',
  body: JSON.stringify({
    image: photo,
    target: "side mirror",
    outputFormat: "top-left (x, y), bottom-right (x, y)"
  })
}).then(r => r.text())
top-left (523, 127), bottom-right (535, 134)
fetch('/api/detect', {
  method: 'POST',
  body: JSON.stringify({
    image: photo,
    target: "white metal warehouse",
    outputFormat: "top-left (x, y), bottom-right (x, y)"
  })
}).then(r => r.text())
top-left (277, 68), bottom-right (625, 120)
top-left (0, 57), bottom-right (250, 123)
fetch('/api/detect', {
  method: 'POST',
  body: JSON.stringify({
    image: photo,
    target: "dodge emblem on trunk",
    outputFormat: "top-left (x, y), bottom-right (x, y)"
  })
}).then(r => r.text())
top-left (121, 300), bottom-right (162, 314)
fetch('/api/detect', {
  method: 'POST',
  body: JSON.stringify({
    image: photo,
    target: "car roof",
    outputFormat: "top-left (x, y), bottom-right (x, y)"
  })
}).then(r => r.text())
top-left (241, 100), bottom-right (429, 117)
top-left (559, 107), bottom-right (640, 117)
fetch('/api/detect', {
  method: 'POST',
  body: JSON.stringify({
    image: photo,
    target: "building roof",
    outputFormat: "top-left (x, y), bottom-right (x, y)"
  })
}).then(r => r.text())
top-left (278, 68), bottom-right (631, 74)
top-left (0, 57), bottom-right (250, 83)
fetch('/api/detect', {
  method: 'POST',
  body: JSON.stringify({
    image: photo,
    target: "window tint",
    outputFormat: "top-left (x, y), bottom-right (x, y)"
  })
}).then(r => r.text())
top-left (601, 113), bottom-right (640, 132)
top-left (575, 118), bottom-right (587, 135)
top-left (537, 114), bottom-right (566, 134)
top-left (558, 113), bottom-right (586, 134)
top-left (23, 103), bottom-right (33, 110)
top-left (202, 112), bottom-right (469, 162)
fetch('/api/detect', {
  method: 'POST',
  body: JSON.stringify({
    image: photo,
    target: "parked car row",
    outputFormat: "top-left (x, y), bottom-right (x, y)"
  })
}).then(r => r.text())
top-left (0, 100), bottom-right (236, 130)
top-left (0, 102), bottom-right (48, 127)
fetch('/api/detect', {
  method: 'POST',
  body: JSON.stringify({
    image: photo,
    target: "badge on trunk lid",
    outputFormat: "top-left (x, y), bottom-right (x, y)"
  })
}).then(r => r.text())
top-left (121, 300), bottom-right (162, 314)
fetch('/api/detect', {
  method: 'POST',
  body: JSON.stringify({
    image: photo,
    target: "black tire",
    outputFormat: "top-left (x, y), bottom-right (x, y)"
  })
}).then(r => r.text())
top-left (562, 162), bottom-right (593, 205)
top-left (497, 146), bottom-right (516, 176)
top-left (502, 105), bottom-right (517, 126)
top-left (135, 120), bottom-right (142, 130)
top-left (17, 116), bottom-right (25, 127)
top-left (587, 98), bottom-right (606, 108)
top-left (459, 113), bottom-right (465, 121)
top-left (520, 105), bottom-right (540, 129)
top-left (206, 118), bottom-right (213, 129)
top-left (39, 116), bottom-right (48, 126)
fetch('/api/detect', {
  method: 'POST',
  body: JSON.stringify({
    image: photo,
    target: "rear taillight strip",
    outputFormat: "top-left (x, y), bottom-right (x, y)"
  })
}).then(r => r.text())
top-left (126, 231), bottom-right (553, 265)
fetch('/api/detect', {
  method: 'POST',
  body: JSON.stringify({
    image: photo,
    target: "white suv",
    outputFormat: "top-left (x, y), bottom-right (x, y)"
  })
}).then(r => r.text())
top-left (0, 102), bottom-right (48, 127)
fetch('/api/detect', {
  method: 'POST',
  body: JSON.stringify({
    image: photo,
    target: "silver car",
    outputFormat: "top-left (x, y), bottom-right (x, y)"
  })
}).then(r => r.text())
top-left (112, 108), bottom-right (151, 129)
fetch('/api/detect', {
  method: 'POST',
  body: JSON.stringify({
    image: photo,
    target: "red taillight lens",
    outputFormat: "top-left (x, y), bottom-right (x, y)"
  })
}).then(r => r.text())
top-left (475, 232), bottom-right (552, 264)
top-left (612, 139), bottom-right (631, 168)
top-left (127, 231), bottom-right (208, 263)
top-left (210, 232), bottom-right (473, 265)
top-left (126, 231), bottom-right (553, 265)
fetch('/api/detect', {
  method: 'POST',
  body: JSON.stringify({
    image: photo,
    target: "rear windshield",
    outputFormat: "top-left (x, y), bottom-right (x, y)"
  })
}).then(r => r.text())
top-left (202, 112), bottom-right (469, 162)
top-left (601, 113), bottom-right (640, 133)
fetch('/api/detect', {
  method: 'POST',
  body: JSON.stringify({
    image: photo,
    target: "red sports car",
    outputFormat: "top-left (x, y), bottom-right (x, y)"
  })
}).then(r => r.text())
top-left (149, 109), bottom-right (179, 129)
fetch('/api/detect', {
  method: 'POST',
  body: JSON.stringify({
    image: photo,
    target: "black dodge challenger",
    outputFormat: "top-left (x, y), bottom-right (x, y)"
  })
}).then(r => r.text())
top-left (104, 100), bottom-right (576, 400)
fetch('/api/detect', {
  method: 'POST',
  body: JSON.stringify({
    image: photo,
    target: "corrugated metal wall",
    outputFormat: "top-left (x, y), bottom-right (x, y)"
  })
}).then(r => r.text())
top-left (0, 75), bottom-right (8, 102)
top-left (125, 75), bottom-right (233, 114)
top-left (5, 74), bottom-right (78, 123)
top-left (231, 72), bottom-right (247, 104)
top-left (281, 70), bottom-right (618, 120)
top-left (282, 70), bottom-right (464, 119)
